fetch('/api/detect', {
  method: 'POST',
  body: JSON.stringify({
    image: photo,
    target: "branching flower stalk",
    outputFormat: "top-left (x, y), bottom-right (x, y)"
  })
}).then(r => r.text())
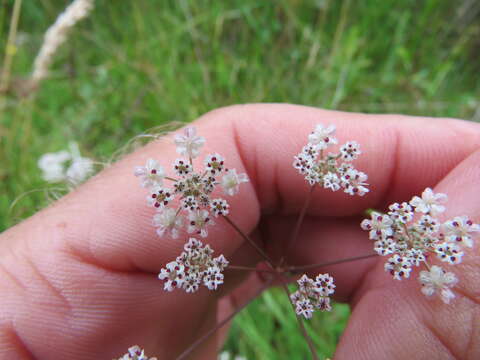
top-left (123, 124), bottom-right (478, 359)
top-left (128, 124), bottom-right (365, 359)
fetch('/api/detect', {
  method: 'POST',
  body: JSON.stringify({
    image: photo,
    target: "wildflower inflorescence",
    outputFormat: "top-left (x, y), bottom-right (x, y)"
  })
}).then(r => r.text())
top-left (38, 141), bottom-right (94, 185)
top-left (115, 345), bottom-right (157, 360)
top-left (123, 123), bottom-right (477, 359)
top-left (293, 124), bottom-right (369, 196)
top-left (290, 274), bottom-right (335, 319)
top-left (134, 126), bottom-right (249, 239)
top-left (361, 187), bottom-right (479, 304)
top-left (158, 237), bottom-right (228, 292)
top-left (288, 123), bottom-right (366, 320)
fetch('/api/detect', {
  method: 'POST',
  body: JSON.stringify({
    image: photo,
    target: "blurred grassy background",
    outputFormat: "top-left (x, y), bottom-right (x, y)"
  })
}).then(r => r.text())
top-left (1, 0), bottom-right (479, 359)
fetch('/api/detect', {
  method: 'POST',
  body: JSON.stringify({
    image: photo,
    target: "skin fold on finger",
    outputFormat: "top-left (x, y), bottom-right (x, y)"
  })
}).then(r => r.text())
top-left (335, 149), bottom-right (480, 360)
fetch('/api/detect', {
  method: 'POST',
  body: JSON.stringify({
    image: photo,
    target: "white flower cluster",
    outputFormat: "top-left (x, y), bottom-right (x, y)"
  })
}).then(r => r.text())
top-left (361, 187), bottom-right (479, 304)
top-left (290, 273), bottom-right (335, 319)
top-left (134, 127), bottom-right (249, 239)
top-left (115, 345), bottom-right (157, 360)
top-left (293, 124), bottom-right (369, 196)
top-left (158, 238), bottom-right (229, 292)
top-left (38, 142), bottom-right (93, 185)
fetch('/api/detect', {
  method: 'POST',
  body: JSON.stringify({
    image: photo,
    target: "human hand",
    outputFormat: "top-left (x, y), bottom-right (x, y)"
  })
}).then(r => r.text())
top-left (1, 104), bottom-right (479, 359)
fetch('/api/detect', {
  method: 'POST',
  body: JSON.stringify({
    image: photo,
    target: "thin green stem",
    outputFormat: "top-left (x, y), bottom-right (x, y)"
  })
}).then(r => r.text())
top-left (175, 276), bottom-right (274, 360)
top-left (287, 253), bottom-right (378, 273)
top-left (280, 281), bottom-right (319, 360)
top-left (0, 0), bottom-right (22, 97)
top-left (223, 215), bottom-right (275, 267)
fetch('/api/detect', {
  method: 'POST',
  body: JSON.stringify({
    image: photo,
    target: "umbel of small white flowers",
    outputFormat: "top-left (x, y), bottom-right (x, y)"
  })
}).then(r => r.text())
top-left (361, 187), bottom-right (479, 304)
top-left (116, 346), bottom-right (248, 360)
top-left (290, 273), bottom-right (336, 319)
top-left (38, 141), bottom-right (94, 185)
top-left (286, 123), bottom-right (364, 320)
top-left (293, 124), bottom-right (369, 196)
top-left (158, 237), bottom-right (229, 292)
top-left (115, 345), bottom-right (157, 360)
top-left (134, 126), bottom-right (249, 239)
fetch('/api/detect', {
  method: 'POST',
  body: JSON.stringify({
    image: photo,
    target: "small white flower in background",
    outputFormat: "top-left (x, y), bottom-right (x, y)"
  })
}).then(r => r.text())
top-left (38, 141), bottom-right (93, 185)
top-left (38, 150), bottom-right (71, 182)
top-left (158, 237), bottom-right (228, 293)
top-left (419, 265), bottom-right (457, 304)
top-left (65, 156), bottom-right (93, 183)
top-left (115, 345), bottom-right (157, 360)
top-left (134, 159), bottom-right (165, 188)
top-left (360, 187), bottom-right (478, 303)
top-left (174, 126), bottom-right (205, 159)
top-left (134, 126), bottom-right (249, 240)
top-left (290, 273), bottom-right (335, 319)
top-left (294, 123), bottom-right (369, 196)
top-left (410, 187), bottom-right (447, 215)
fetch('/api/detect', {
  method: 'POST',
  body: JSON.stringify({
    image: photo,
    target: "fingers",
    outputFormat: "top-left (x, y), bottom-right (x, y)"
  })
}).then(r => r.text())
top-left (1, 104), bottom-right (479, 359)
top-left (4, 104), bottom-right (480, 276)
top-left (335, 149), bottom-right (480, 360)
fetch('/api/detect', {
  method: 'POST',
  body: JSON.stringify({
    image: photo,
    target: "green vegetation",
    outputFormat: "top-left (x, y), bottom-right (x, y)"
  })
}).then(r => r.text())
top-left (1, 1), bottom-right (479, 358)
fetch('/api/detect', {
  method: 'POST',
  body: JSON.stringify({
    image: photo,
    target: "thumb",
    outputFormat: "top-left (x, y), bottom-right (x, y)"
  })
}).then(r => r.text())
top-left (335, 149), bottom-right (480, 360)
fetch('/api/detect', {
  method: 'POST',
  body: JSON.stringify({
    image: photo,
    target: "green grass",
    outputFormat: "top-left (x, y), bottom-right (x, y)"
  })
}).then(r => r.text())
top-left (224, 287), bottom-right (350, 359)
top-left (1, 0), bottom-right (479, 358)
